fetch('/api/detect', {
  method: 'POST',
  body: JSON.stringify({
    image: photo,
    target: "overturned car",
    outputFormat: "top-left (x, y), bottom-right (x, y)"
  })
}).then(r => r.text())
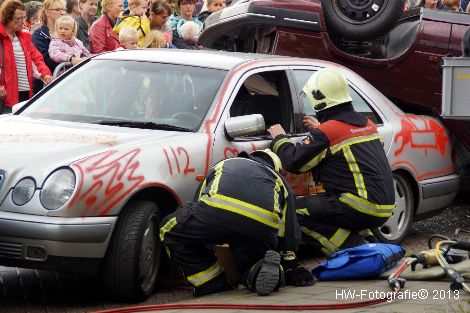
top-left (199, 0), bottom-right (470, 151)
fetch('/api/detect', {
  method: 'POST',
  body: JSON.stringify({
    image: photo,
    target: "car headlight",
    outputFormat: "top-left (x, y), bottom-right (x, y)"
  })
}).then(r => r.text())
top-left (40, 168), bottom-right (76, 210)
top-left (12, 177), bottom-right (36, 206)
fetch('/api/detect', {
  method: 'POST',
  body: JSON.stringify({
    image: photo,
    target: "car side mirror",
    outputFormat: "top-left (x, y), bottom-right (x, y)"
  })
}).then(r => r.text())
top-left (12, 101), bottom-right (28, 114)
top-left (224, 114), bottom-right (266, 139)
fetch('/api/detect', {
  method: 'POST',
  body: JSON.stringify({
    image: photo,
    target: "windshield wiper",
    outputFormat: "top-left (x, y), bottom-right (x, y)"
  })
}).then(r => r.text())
top-left (90, 120), bottom-right (193, 132)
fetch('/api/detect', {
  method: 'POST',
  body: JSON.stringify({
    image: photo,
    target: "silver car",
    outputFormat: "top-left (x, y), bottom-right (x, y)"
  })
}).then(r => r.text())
top-left (0, 50), bottom-right (459, 301)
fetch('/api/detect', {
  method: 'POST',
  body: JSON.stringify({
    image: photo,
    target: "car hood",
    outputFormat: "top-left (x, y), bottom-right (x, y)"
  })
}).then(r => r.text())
top-left (0, 116), bottom-right (182, 185)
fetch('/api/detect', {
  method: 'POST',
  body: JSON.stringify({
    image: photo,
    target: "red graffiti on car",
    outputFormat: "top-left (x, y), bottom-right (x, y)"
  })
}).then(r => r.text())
top-left (70, 148), bottom-right (145, 216)
top-left (394, 116), bottom-right (449, 157)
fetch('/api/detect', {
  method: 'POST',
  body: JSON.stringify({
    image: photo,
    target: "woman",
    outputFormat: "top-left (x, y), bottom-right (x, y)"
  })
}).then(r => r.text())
top-left (167, 0), bottom-right (202, 49)
top-left (31, 0), bottom-right (66, 90)
top-left (419, 0), bottom-right (445, 8)
top-left (76, 0), bottom-right (99, 51)
top-left (0, 0), bottom-right (52, 114)
top-left (89, 0), bottom-right (124, 53)
top-left (149, 0), bottom-right (172, 44)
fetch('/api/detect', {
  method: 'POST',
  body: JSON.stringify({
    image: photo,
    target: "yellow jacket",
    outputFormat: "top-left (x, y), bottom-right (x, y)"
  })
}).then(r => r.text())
top-left (113, 14), bottom-right (150, 47)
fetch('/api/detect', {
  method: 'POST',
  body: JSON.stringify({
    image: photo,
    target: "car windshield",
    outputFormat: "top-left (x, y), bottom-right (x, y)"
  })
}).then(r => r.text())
top-left (21, 60), bottom-right (227, 131)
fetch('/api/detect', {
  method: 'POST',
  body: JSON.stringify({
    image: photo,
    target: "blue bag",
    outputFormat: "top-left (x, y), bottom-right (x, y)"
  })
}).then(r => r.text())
top-left (312, 243), bottom-right (405, 281)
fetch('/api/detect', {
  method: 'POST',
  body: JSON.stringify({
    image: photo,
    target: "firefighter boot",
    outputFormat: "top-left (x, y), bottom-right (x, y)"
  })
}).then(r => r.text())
top-left (193, 272), bottom-right (233, 298)
top-left (245, 250), bottom-right (284, 296)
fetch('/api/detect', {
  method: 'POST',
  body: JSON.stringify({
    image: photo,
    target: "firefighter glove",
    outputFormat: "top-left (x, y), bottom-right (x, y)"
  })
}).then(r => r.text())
top-left (281, 251), bottom-right (315, 287)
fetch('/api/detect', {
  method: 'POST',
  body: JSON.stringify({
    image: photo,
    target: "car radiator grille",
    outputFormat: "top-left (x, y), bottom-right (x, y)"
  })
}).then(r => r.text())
top-left (0, 242), bottom-right (23, 259)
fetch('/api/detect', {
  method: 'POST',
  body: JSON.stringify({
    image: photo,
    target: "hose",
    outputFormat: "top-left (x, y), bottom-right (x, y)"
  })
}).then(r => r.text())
top-left (93, 260), bottom-right (412, 313)
top-left (435, 240), bottom-right (470, 294)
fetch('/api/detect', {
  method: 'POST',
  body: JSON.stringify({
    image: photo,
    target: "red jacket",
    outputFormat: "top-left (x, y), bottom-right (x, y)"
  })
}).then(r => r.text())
top-left (0, 23), bottom-right (51, 107)
top-left (89, 15), bottom-right (120, 54)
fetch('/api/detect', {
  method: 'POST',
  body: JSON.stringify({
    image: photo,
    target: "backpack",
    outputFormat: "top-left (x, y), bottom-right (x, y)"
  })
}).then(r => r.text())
top-left (312, 243), bottom-right (405, 281)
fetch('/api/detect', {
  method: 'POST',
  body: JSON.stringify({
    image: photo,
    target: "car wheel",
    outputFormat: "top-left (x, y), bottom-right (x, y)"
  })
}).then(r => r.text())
top-left (372, 173), bottom-right (414, 244)
top-left (102, 200), bottom-right (161, 302)
top-left (321, 0), bottom-right (405, 41)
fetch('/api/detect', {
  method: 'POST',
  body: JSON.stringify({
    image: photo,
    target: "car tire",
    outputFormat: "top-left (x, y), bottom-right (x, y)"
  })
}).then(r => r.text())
top-left (321, 0), bottom-right (405, 41)
top-left (102, 200), bottom-right (161, 302)
top-left (372, 173), bottom-right (414, 244)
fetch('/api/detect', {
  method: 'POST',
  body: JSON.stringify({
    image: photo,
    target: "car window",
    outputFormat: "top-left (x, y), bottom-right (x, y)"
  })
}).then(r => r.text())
top-left (22, 60), bottom-right (227, 130)
top-left (229, 70), bottom-right (294, 133)
top-left (292, 70), bottom-right (383, 126)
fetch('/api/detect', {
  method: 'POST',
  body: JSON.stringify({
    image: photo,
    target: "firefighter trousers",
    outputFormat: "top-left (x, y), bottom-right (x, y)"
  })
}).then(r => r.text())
top-left (296, 194), bottom-right (387, 256)
top-left (160, 202), bottom-right (278, 293)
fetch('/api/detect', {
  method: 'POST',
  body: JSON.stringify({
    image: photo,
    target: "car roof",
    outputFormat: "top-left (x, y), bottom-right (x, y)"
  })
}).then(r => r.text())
top-left (93, 49), bottom-right (287, 70)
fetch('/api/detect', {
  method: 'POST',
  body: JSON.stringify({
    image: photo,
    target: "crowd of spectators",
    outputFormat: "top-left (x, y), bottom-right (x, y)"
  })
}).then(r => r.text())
top-left (404, 0), bottom-right (470, 12)
top-left (0, 0), bottom-right (227, 112)
top-left (1, 0), bottom-right (469, 113)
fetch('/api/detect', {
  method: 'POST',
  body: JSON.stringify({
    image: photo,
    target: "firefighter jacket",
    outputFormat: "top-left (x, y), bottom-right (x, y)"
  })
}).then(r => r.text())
top-left (270, 103), bottom-right (396, 219)
top-left (197, 154), bottom-right (301, 251)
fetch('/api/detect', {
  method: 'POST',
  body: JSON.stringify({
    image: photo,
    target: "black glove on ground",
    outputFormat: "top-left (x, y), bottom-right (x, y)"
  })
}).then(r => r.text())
top-left (280, 251), bottom-right (315, 287)
top-left (284, 266), bottom-right (315, 286)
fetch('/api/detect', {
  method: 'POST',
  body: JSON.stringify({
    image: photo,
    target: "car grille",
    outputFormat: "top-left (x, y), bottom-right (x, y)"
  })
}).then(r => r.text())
top-left (0, 241), bottom-right (23, 259)
top-left (0, 170), bottom-right (5, 191)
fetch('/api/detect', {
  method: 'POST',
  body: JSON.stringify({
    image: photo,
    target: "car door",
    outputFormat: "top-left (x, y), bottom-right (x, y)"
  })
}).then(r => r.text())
top-left (212, 66), bottom-right (312, 195)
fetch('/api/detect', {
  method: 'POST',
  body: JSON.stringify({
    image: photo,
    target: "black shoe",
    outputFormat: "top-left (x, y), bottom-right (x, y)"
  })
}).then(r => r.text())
top-left (255, 250), bottom-right (282, 296)
top-left (193, 273), bottom-right (233, 298)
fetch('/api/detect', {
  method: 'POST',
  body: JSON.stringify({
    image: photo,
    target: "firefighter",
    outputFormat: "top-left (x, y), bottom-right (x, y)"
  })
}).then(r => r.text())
top-left (160, 150), bottom-right (314, 298)
top-left (267, 68), bottom-right (396, 256)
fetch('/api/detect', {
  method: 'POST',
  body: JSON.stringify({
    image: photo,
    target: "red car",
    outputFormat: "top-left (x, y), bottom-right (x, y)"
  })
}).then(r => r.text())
top-left (199, 0), bottom-right (470, 152)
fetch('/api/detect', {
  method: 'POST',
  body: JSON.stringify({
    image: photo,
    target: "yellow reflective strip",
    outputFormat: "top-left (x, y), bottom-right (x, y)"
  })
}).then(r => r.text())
top-left (339, 193), bottom-right (395, 217)
top-left (198, 179), bottom-right (207, 200)
top-left (200, 194), bottom-right (280, 229)
top-left (277, 202), bottom-right (287, 238)
top-left (209, 162), bottom-right (224, 196)
top-left (272, 138), bottom-right (292, 154)
top-left (329, 228), bottom-right (351, 249)
top-left (296, 208), bottom-right (310, 216)
top-left (187, 262), bottom-right (224, 287)
top-left (299, 149), bottom-right (327, 173)
top-left (321, 247), bottom-right (332, 256)
top-left (300, 226), bottom-right (337, 255)
top-left (159, 217), bottom-right (177, 242)
top-left (342, 146), bottom-right (367, 199)
top-left (273, 177), bottom-right (283, 215)
top-left (330, 134), bottom-right (381, 154)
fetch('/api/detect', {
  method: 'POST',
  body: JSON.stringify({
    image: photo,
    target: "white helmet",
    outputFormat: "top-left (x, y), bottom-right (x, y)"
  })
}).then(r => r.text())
top-left (250, 149), bottom-right (282, 172)
top-left (301, 68), bottom-right (352, 112)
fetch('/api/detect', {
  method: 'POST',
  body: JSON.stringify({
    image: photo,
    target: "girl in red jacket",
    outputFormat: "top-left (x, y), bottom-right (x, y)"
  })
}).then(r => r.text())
top-left (0, 0), bottom-right (53, 114)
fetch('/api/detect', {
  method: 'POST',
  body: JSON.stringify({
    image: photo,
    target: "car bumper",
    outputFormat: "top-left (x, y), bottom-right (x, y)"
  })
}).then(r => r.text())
top-left (0, 211), bottom-right (117, 263)
top-left (416, 173), bottom-right (460, 215)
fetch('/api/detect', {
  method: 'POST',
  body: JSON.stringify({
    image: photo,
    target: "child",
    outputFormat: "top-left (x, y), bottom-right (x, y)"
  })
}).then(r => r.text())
top-left (113, 0), bottom-right (150, 47)
top-left (177, 20), bottom-right (202, 49)
top-left (442, 0), bottom-right (461, 10)
top-left (118, 26), bottom-right (139, 49)
top-left (49, 15), bottom-right (90, 66)
top-left (142, 29), bottom-right (168, 48)
top-left (197, 0), bottom-right (225, 23)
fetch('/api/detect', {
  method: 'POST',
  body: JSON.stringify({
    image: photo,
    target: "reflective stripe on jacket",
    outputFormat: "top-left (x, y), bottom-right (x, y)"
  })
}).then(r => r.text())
top-left (198, 157), bottom-right (288, 234)
top-left (271, 119), bottom-right (395, 218)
